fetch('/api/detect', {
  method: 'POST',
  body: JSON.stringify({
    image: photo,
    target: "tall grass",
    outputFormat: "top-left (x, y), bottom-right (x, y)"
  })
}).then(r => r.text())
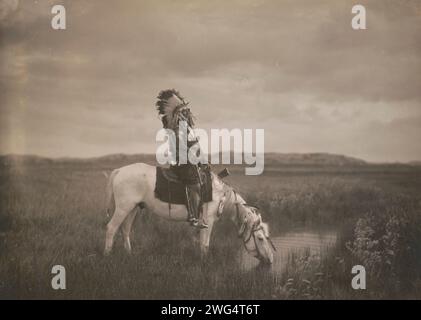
top-left (0, 163), bottom-right (420, 299)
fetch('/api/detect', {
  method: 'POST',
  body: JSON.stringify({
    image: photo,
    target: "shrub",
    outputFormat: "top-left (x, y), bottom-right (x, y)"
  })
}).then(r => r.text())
top-left (346, 198), bottom-right (421, 295)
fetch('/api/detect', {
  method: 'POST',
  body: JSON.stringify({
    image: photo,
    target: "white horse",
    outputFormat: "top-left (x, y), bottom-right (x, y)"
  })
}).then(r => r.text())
top-left (104, 163), bottom-right (275, 264)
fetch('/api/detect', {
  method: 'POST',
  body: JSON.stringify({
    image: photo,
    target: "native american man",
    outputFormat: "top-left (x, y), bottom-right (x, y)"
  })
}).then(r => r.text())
top-left (156, 89), bottom-right (208, 228)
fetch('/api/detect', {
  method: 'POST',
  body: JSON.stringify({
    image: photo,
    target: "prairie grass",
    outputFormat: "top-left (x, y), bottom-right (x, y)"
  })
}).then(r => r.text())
top-left (0, 162), bottom-right (420, 299)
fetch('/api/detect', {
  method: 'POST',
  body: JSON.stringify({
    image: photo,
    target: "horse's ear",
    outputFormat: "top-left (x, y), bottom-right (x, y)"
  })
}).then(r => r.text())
top-left (217, 168), bottom-right (230, 179)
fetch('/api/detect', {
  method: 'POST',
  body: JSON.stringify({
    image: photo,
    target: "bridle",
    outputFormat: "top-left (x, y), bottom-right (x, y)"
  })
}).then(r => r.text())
top-left (232, 190), bottom-right (277, 255)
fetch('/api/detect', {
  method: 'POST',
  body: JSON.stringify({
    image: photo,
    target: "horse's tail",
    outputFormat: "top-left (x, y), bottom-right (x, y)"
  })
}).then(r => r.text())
top-left (103, 169), bottom-right (119, 219)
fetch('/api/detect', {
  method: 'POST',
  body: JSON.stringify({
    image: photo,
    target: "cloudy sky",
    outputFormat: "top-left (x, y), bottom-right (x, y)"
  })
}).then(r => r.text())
top-left (1, 0), bottom-right (420, 162)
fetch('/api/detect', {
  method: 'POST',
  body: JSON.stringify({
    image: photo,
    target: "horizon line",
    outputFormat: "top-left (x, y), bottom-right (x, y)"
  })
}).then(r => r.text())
top-left (1, 151), bottom-right (420, 165)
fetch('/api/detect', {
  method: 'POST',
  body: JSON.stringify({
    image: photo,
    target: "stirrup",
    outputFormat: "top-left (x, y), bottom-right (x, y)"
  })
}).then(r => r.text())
top-left (197, 221), bottom-right (208, 229)
top-left (191, 220), bottom-right (208, 229)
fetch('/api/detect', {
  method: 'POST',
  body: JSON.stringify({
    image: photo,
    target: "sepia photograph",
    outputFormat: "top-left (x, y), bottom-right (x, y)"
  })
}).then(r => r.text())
top-left (1, 0), bottom-right (421, 305)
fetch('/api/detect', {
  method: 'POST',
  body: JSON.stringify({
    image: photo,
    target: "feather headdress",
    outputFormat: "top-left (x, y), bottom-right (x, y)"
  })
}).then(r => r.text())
top-left (156, 89), bottom-right (195, 129)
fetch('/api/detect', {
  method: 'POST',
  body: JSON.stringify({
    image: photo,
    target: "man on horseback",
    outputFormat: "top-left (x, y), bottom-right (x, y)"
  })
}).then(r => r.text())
top-left (156, 89), bottom-right (208, 228)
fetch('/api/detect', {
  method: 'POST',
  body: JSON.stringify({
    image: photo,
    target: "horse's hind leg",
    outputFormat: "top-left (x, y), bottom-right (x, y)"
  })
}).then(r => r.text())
top-left (121, 207), bottom-right (139, 254)
top-left (104, 207), bottom-right (131, 256)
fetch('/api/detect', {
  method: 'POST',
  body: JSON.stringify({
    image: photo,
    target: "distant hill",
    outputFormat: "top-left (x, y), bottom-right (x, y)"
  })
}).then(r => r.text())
top-left (0, 154), bottom-right (54, 166)
top-left (56, 153), bottom-right (157, 165)
top-left (0, 152), bottom-right (368, 167)
top-left (263, 153), bottom-right (367, 166)
top-left (2, 152), bottom-right (421, 170)
top-left (0, 153), bottom-right (157, 168)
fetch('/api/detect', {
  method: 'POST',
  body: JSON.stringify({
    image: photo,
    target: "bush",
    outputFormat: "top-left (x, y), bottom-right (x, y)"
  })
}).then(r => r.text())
top-left (346, 197), bottom-right (421, 296)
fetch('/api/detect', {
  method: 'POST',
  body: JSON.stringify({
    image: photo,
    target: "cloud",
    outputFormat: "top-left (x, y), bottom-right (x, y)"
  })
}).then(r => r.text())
top-left (0, 0), bottom-right (18, 23)
top-left (0, 0), bottom-right (420, 160)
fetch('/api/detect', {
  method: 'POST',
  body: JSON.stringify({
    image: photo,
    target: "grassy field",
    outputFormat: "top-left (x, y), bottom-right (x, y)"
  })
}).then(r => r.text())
top-left (1, 160), bottom-right (421, 299)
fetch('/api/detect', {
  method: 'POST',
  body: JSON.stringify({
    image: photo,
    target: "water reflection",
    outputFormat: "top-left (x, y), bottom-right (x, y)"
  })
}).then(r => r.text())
top-left (238, 230), bottom-right (337, 273)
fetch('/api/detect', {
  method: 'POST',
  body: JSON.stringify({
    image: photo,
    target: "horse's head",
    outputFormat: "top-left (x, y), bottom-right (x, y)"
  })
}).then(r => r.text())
top-left (237, 204), bottom-right (275, 265)
top-left (216, 177), bottom-right (275, 265)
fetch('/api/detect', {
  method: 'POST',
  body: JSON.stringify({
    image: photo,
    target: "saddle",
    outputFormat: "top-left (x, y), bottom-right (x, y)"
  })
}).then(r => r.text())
top-left (154, 166), bottom-right (213, 205)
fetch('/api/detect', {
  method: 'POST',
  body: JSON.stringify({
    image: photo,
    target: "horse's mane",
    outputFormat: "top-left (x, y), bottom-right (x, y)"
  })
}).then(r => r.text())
top-left (214, 173), bottom-right (259, 211)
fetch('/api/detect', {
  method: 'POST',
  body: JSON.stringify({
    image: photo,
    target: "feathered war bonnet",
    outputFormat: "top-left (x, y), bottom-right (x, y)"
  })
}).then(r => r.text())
top-left (155, 89), bottom-right (195, 129)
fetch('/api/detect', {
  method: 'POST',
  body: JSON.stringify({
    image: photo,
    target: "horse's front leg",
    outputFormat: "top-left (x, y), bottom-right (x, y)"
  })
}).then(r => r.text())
top-left (199, 228), bottom-right (211, 260)
top-left (199, 204), bottom-right (216, 261)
